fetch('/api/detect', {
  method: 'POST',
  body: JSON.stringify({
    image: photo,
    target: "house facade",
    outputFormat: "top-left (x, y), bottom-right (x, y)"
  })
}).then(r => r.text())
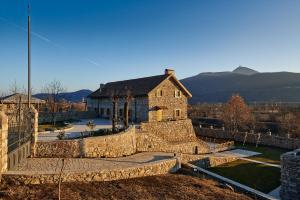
top-left (87, 69), bottom-right (192, 123)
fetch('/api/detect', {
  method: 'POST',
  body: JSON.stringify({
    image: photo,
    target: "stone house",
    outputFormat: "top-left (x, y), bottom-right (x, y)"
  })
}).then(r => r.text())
top-left (0, 93), bottom-right (45, 112)
top-left (87, 69), bottom-right (192, 122)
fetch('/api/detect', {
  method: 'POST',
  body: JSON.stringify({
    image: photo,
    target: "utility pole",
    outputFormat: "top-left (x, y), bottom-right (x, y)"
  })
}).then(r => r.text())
top-left (27, 1), bottom-right (31, 108)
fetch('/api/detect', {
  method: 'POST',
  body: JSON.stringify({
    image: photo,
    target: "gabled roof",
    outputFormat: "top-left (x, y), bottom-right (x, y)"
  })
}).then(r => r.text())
top-left (0, 93), bottom-right (45, 104)
top-left (88, 72), bottom-right (192, 99)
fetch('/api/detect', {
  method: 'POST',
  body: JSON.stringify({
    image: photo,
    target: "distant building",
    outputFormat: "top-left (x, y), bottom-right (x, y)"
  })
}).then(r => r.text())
top-left (0, 93), bottom-right (45, 111)
top-left (87, 69), bottom-right (192, 122)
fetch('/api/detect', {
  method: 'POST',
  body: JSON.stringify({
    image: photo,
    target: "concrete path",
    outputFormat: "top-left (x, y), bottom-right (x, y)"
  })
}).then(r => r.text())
top-left (6, 152), bottom-right (174, 175)
top-left (268, 186), bottom-right (281, 199)
top-left (219, 149), bottom-right (261, 158)
top-left (38, 118), bottom-right (112, 141)
top-left (240, 158), bottom-right (281, 168)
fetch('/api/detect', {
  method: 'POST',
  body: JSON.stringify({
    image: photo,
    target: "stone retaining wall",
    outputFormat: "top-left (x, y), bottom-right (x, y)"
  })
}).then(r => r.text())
top-left (83, 127), bottom-right (136, 158)
top-left (136, 132), bottom-right (209, 154)
top-left (141, 119), bottom-right (196, 142)
top-left (181, 154), bottom-right (238, 168)
top-left (35, 140), bottom-right (81, 158)
top-left (196, 127), bottom-right (300, 150)
top-left (35, 127), bottom-right (136, 158)
top-left (137, 119), bottom-right (210, 154)
top-left (280, 149), bottom-right (300, 200)
top-left (3, 158), bottom-right (178, 185)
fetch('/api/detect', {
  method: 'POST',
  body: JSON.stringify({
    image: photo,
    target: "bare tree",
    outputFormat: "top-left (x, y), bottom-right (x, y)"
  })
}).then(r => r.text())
top-left (110, 90), bottom-right (119, 133)
top-left (9, 80), bottom-right (20, 94)
top-left (280, 112), bottom-right (299, 137)
top-left (123, 87), bottom-right (133, 128)
top-left (221, 94), bottom-right (252, 136)
top-left (42, 80), bottom-right (66, 125)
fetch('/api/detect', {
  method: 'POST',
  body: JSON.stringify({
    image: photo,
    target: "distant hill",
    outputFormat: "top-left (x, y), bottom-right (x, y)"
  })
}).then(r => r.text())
top-left (181, 66), bottom-right (300, 104)
top-left (34, 89), bottom-right (92, 103)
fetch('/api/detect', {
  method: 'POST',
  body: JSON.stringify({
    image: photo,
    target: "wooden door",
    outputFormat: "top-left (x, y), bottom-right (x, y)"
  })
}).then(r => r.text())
top-left (157, 109), bottom-right (163, 122)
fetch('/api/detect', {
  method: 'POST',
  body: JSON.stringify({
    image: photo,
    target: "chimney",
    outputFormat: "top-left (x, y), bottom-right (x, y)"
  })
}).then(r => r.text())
top-left (165, 68), bottom-right (175, 75)
top-left (99, 83), bottom-right (105, 92)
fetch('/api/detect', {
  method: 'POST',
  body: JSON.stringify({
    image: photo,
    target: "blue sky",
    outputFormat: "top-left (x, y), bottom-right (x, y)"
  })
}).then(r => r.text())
top-left (0, 0), bottom-right (300, 93)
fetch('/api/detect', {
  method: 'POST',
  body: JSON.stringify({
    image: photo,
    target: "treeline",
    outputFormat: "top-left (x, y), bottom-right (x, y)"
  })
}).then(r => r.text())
top-left (189, 95), bottom-right (300, 139)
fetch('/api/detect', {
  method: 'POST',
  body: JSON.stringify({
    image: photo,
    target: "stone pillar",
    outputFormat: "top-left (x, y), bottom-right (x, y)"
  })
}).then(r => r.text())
top-left (174, 153), bottom-right (182, 172)
top-left (30, 107), bottom-right (39, 157)
top-left (0, 110), bottom-right (8, 173)
top-left (280, 149), bottom-right (300, 200)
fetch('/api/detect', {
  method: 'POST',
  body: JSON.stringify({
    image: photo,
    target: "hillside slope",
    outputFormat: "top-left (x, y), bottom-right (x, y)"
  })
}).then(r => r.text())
top-left (181, 67), bottom-right (300, 104)
top-left (34, 89), bottom-right (92, 103)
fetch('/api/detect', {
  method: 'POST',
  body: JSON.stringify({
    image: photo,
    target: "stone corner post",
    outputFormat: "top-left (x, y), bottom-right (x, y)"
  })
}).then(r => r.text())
top-left (30, 106), bottom-right (39, 157)
top-left (280, 149), bottom-right (300, 200)
top-left (0, 110), bottom-right (8, 173)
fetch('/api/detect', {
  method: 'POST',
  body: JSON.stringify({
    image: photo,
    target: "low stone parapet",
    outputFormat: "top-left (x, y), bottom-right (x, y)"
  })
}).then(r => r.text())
top-left (35, 140), bottom-right (82, 158)
top-left (35, 126), bottom-right (136, 158)
top-left (181, 153), bottom-right (238, 168)
top-left (83, 127), bottom-right (136, 158)
top-left (3, 158), bottom-right (177, 185)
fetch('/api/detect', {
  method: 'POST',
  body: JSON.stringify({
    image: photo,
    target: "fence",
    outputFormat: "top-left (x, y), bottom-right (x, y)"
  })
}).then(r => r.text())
top-left (6, 105), bottom-right (32, 153)
top-left (0, 105), bottom-right (38, 172)
top-left (195, 127), bottom-right (300, 150)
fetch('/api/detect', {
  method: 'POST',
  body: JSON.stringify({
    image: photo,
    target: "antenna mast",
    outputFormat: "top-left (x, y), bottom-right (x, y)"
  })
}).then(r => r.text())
top-left (27, 1), bottom-right (31, 108)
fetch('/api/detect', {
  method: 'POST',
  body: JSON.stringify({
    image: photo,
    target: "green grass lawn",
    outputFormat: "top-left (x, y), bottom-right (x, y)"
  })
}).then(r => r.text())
top-left (235, 142), bottom-right (289, 164)
top-left (209, 159), bottom-right (281, 193)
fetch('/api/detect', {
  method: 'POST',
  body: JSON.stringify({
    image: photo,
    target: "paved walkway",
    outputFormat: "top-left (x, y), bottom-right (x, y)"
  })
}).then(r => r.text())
top-left (268, 186), bottom-right (281, 199)
top-left (6, 152), bottom-right (174, 175)
top-left (38, 118), bottom-right (112, 141)
top-left (240, 158), bottom-right (281, 168)
top-left (218, 149), bottom-right (261, 158)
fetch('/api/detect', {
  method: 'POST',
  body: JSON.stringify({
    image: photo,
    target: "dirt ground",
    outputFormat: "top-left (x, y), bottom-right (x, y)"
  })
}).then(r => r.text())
top-left (0, 171), bottom-right (253, 200)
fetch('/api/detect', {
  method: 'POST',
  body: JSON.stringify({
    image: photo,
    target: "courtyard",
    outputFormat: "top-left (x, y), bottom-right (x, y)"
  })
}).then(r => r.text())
top-left (38, 118), bottom-right (112, 141)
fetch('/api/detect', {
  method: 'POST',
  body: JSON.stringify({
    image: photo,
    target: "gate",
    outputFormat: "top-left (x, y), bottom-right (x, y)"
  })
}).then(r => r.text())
top-left (6, 99), bottom-right (32, 169)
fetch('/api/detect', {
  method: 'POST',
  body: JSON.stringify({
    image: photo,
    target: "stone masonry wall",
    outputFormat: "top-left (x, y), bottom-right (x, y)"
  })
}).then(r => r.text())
top-left (3, 158), bottom-right (178, 185)
top-left (0, 110), bottom-right (8, 173)
top-left (96, 97), bottom-right (149, 122)
top-left (35, 126), bottom-right (136, 158)
top-left (141, 119), bottom-right (196, 142)
top-left (280, 149), bottom-right (300, 200)
top-left (181, 154), bottom-right (238, 168)
top-left (35, 140), bottom-right (82, 158)
top-left (83, 127), bottom-right (136, 158)
top-left (148, 77), bottom-right (188, 122)
top-left (137, 119), bottom-right (210, 154)
top-left (196, 127), bottom-right (300, 150)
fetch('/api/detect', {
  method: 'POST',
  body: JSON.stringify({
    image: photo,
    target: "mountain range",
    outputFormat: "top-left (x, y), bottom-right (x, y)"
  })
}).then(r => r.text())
top-left (34, 66), bottom-right (300, 104)
top-left (181, 66), bottom-right (300, 104)
top-left (34, 89), bottom-right (92, 103)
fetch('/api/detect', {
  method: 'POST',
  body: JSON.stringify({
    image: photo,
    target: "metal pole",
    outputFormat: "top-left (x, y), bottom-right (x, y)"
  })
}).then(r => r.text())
top-left (28, 2), bottom-right (31, 108)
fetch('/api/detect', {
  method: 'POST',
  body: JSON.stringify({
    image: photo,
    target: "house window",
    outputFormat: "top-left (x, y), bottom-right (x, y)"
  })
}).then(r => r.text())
top-left (175, 90), bottom-right (181, 98)
top-left (175, 109), bottom-right (181, 118)
top-left (119, 109), bottom-right (123, 117)
top-left (100, 108), bottom-right (104, 115)
top-left (106, 108), bottom-right (110, 116)
top-left (156, 89), bottom-right (163, 97)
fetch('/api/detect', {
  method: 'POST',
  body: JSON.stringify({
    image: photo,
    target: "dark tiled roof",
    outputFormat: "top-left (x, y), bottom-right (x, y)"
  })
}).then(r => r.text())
top-left (88, 74), bottom-right (169, 98)
top-left (0, 93), bottom-right (45, 104)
